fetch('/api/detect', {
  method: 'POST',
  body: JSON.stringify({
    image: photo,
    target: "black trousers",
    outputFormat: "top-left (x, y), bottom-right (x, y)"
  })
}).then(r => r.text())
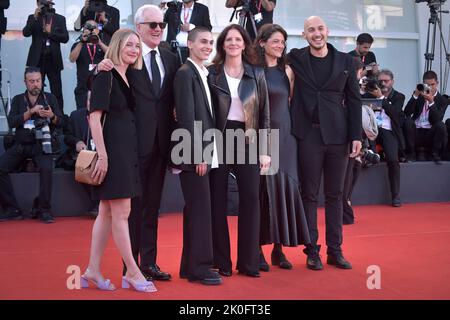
top-left (179, 171), bottom-right (214, 280)
top-left (210, 121), bottom-right (261, 274)
top-left (404, 118), bottom-right (447, 155)
top-left (74, 85), bottom-right (88, 110)
top-left (39, 54), bottom-right (64, 113)
top-left (127, 140), bottom-right (167, 271)
top-left (377, 128), bottom-right (400, 199)
top-left (342, 157), bottom-right (362, 224)
top-left (298, 126), bottom-right (349, 256)
top-left (0, 144), bottom-right (53, 211)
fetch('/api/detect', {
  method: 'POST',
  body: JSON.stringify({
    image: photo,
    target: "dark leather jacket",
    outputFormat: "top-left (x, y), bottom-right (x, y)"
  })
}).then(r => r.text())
top-left (208, 63), bottom-right (270, 134)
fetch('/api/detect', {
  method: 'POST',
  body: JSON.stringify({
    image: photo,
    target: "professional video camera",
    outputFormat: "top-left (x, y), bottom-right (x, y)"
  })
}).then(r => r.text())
top-left (364, 77), bottom-right (383, 93)
top-left (78, 22), bottom-right (100, 45)
top-left (415, 0), bottom-right (447, 9)
top-left (38, 0), bottom-right (55, 16)
top-left (89, 0), bottom-right (107, 13)
top-left (33, 115), bottom-right (52, 154)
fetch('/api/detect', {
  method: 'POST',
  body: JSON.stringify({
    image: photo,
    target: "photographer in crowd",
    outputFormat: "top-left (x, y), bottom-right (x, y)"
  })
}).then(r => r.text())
top-left (226, 0), bottom-right (277, 40)
top-left (70, 20), bottom-right (107, 110)
top-left (366, 69), bottom-right (406, 207)
top-left (163, 0), bottom-right (212, 63)
top-left (78, 0), bottom-right (119, 46)
top-left (23, 0), bottom-right (69, 113)
top-left (404, 71), bottom-right (450, 163)
top-left (0, 67), bottom-right (63, 223)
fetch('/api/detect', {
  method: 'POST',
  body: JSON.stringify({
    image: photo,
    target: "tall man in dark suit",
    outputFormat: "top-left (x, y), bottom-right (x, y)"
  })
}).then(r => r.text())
top-left (288, 16), bottom-right (362, 271)
top-left (23, 0), bottom-right (69, 113)
top-left (164, 0), bottom-right (212, 63)
top-left (366, 69), bottom-right (406, 207)
top-left (98, 4), bottom-right (179, 281)
top-left (404, 70), bottom-right (450, 163)
top-left (172, 27), bottom-right (222, 285)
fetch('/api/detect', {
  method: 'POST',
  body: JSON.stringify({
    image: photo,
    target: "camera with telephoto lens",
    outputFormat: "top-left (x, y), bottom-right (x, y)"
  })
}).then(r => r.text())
top-left (79, 23), bottom-right (100, 44)
top-left (38, 0), bottom-right (56, 16)
top-left (33, 116), bottom-right (53, 154)
top-left (364, 77), bottom-right (383, 92)
top-left (417, 83), bottom-right (432, 95)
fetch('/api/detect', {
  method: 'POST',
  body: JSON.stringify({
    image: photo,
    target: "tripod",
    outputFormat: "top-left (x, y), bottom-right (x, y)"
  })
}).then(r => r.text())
top-left (423, 2), bottom-right (450, 92)
top-left (229, 0), bottom-right (258, 38)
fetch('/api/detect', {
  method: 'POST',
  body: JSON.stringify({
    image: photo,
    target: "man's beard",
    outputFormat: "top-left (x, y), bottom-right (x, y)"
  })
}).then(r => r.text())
top-left (28, 88), bottom-right (41, 96)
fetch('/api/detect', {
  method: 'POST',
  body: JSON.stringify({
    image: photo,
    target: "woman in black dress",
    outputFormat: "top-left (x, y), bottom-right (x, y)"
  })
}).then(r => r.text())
top-left (208, 24), bottom-right (271, 278)
top-left (255, 24), bottom-right (310, 271)
top-left (81, 29), bottom-right (156, 293)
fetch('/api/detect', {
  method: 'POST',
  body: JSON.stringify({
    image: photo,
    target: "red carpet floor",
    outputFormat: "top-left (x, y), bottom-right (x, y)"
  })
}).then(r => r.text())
top-left (1, 203), bottom-right (449, 300)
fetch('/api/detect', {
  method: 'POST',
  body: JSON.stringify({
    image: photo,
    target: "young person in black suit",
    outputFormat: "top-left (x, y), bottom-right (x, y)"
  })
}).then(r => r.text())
top-left (164, 0), bottom-right (212, 63)
top-left (366, 69), bottom-right (406, 207)
top-left (172, 27), bottom-right (222, 286)
top-left (288, 16), bottom-right (362, 271)
top-left (23, 0), bottom-right (69, 113)
top-left (98, 5), bottom-right (180, 282)
top-left (404, 70), bottom-right (450, 164)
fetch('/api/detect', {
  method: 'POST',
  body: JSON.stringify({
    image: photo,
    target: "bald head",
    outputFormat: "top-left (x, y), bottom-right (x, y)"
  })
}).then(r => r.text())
top-left (303, 16), bottom-right (329, 54)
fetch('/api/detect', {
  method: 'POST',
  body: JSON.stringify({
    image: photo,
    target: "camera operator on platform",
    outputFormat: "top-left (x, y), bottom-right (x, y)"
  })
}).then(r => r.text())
top-left (78, 0), bottom-right (119, 46)
top-left (0, 67), bottom-right (63, 224)
top-left (163, 0), bottom-right (212, 63)
top-left (366, 69), bottom-right (406, 207)
top-left (23, 0), bottom-right (69, 114)
top-left (70, 20), bottom-right (108, 110)
top-left (226, 0), bottom-right (276, 40)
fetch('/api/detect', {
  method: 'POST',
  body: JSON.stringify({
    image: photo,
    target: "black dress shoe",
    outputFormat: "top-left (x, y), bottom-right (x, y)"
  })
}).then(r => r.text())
top-left (141, 264), bottom-right (171, 281)
top-left (39, 211), bottom-right (55, 224)
top-left (327, 254), bottom-right (352, 269)
top-left (259, 252), bottom-right (270, 272)
top-left (189, 271), bottom-right (222, 286)
top-left (392, 197), bottom-right (402, 207)
top-left (271, 251), bottom-right (293, 270)
top-left (306, 254), bottom-right (323, 271)
top-left (0, 209), bottom-right (24, 222)
top-left (238, 270), bottom-right (260, 278)
top-left (217, 269), bottom-right (232, 277)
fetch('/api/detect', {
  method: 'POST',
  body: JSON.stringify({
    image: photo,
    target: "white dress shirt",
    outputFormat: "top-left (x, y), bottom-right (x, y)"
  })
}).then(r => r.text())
top-left (176, 3), bottom-right (195, 47)
top-left (142, 42), bottom-right (165, 86)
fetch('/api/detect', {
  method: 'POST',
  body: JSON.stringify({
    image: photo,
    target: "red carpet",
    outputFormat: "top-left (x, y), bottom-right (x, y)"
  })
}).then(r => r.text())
top-left (1, 203), bottom-right (449, 300)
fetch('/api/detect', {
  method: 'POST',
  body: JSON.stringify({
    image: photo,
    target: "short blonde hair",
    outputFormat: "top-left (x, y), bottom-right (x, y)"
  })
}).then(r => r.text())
top-left (105, 29), bottom-right (143, 70)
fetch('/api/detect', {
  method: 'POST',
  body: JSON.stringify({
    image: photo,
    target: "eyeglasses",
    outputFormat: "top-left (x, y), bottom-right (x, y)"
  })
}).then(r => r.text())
top-left (139, 22), bottom-right (167, 29)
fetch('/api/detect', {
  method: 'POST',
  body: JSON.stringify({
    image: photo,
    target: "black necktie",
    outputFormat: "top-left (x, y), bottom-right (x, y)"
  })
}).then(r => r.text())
top-left (150, 50), bottom-right (161, 96)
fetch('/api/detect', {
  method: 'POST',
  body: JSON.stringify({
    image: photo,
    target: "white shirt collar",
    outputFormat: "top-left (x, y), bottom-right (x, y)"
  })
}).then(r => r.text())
top-left (182, 2), bottom-right (195, 11)
top-left (142, 42), bottom-right (161, 58)
top-left (187, 58), bottom-right (209, 77)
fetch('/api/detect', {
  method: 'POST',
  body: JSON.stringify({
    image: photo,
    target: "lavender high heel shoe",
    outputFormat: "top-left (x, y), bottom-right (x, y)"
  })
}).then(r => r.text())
top-left (122, 277), bottom-right (157, 293)
top-left (81, 275), bottom-right (116, 291)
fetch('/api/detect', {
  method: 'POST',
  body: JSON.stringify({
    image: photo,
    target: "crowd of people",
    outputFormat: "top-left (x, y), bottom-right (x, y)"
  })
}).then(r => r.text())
top-left (0, 0), bottom-right (449, 293)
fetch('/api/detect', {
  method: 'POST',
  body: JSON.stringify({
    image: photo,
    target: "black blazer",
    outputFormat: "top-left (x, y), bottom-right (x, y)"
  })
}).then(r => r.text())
top-left (0, 0), bottom-right (9, 35)
top-left (164, 2), bottom-right (212, 44)
top-left (404, 92), bottom-right (450, 126)
top-left (381, 89), bottom-right (406, 150)
top-left (64, 108), bottom-right (89, 150)
top-left (23, 13), bottom-right (69, 71)
top-left (172, 60), bottom-right (215, 171)
top-left (288, 44), bottom-right (362, 144)
top-left (126, 47), bottom-right (180, 158)
top-left (80, 5), bottom-right (120, 46)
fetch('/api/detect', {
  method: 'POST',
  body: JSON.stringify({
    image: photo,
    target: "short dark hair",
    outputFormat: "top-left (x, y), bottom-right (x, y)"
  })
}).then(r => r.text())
top-left (187, 27), bottom-right (212, 42)
top-left (356, 33), bottom-right (374, 45)
top-left (423, 70), bottom-right (438, 82)
top-left (24, 67), bottom-right (41, 79)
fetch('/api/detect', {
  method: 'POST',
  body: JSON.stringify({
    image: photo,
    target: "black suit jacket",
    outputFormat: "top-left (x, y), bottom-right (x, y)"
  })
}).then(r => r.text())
top-left (288, 44), bottom-right (362, 144)
top-left (404, 92), bottom-right (450, 126)
top-left (0, 0), bottom-right (9, 35)
top-left (23, 13), bottom-right (69, 71)
top-left (80, 5), bottom-right (120, 46)
top-left (164, 2), bottom-right (212, 44)
top-left (172, 60), bottom-right (215, 171)
top-left (64, 108), bottom-right (89, 150)
top-left (127, 47), bottom-right (180, 158)
top-left (380, 89), bottom-right (406, 150)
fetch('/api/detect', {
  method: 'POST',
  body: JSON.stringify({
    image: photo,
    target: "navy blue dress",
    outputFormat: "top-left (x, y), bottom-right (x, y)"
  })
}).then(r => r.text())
top-left (89, 69), bottom-right (141, 200)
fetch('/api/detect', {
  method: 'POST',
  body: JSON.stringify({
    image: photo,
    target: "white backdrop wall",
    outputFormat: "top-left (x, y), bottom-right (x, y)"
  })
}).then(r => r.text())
top-left (1, 0), bottom-right (449, 120)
